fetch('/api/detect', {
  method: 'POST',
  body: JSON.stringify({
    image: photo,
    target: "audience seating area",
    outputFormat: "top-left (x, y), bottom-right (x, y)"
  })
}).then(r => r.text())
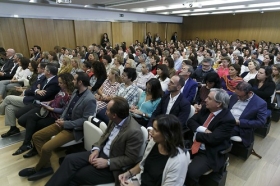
top-left (1, 37), bottom-right (280, 186)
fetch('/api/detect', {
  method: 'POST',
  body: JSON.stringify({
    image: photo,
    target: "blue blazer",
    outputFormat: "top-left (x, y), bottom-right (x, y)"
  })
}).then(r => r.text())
top-left (147, 93), bottom-right (190, 129)
top-left (229, 93), bottom-right (267, 147)
top-left (182, 78), bottom-right (198, 103)
top-left (23, 75), bottom-right (60, 104)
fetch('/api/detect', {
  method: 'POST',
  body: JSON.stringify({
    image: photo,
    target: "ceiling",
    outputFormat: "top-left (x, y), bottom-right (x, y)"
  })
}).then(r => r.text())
top-left (5, 0), bottom-right (280, 16)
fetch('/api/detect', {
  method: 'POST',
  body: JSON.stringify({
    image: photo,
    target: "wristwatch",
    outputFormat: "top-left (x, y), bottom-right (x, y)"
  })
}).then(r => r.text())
top-left (142, 113), bottom-right (145, 117)
top-left (107, 159), bottom-right (110, 166)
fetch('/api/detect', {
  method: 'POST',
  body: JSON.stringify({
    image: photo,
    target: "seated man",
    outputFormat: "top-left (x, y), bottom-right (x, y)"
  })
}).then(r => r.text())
top-left (0, 63), bottom-right (59, 138)
top-left (186, 89), bottom-right (235, 185)
top-left (191, 57), bottom-right (216, 83)
top-left (179, 64), bottom-right (198, 103)
top-left (134, 63), bottom-right (155, 90)
top-left (147, 75), bottom-right (190, 130)
top-left (18, 72), bottom-right (97, 181)
top-left (229, 81), bottom-right (267, 148)
top-left (0, 50), bottom-right (19, 81)
top-left (45, 97), bottom-right (143, 186)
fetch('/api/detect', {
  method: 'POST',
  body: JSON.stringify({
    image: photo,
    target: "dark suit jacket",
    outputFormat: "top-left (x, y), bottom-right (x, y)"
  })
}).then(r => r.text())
top-left (147, 93), bottom-right (191, 129)
top-left (191, 69), bottom-right (216, 83)
top-left (62, 89), bottom-right (97, 141)
top-left (23, 75), bottom-right (60, 104)
top-left (229, 93), bottom-right (267, 147)
top-left (182, 78), bottom-right (198, 103)
top-left (0, 60), bottom-right (18, 80)
top-left (94, 116), bottom-right (143, 185)
top-left (188, 107), bottom-right (235, 171)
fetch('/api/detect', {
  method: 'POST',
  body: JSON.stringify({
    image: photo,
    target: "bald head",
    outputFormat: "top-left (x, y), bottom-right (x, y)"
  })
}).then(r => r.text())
top-left (6, 49), bottom-right (15, 58)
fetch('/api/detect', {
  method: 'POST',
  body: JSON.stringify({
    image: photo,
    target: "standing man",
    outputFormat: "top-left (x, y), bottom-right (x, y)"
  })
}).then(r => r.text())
top-left (186, 89), bottom-right (235, 185)
top-left (18, 72), bottom-right (97, 181)
top-left (171, 32), bottom-right (178, 43)
top-left (45, 97), bottom-right (143, 186)
top-left (145, 32), bottom-right (152, 47)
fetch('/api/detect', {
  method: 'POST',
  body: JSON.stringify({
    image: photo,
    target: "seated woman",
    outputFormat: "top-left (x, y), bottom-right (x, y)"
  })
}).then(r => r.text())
top-left (272, 64), bottom-right (280, 108)
top-left (248, 66), bottom-right (276, 115)
top-left (95, 67), bottom-right (121, 112)
top-left (58, 56), bottom-right (73, 74)
top-left (125, 59), bottom-right (136, 69)
top-left (112, 54), bottom-right (124, 75)
top-left (119, 114), bottom-right (190, 186)
top-left (130, 78), bottom-right (162, 127)
top-left (0, 57), bottom-right (32, 102)
top-left (261, 54), bottom-right (274, 67)
top-left (82, 61), bottom-right (93, 77)
top-left (48, 51), bottom-right (59, 68)
top-left (89, 61), bottom-right (107, 94)
top-left (241, 60), bottom-right (259, 82)
top-left (8, 61), bottom-right (39, 96)
top-left (12, 73), bottom-right (74, 155)
top-left (155, 64), bottom-right (170, 91)
top-left (221, 64), bottom-right (243, 95)
top-left (217, 56), bottom-right (230, 78)
top-left (102, 54), bottom-right (113, 74)
top-left (194, 72), bottom-right (221, 112)
top-left (162, 57), bottom-right (176, 77)
top-left (70, 57), bottom-right (84, 76)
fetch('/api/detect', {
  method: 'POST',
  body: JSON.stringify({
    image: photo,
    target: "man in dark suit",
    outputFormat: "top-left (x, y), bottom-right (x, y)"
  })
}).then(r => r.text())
top-left (191, 57), bottom-right (216, 83)
top-left (19, 72), bottom-right (97, 181)
top-left (179, 64), bottom-right (198, 103)
top-left (171, 32), bottom-right (177, 43)
top-left (45, 97), bottom-right (143, 186)
top-left (0, 63), bottom-right (59, 138)
top-left (186, 89), bottom-right (235, 185)
top-left (147, 75), bottom-right (191, 130)
top-left (0, 49), bottom-right (19, 81)
top-left (229, 81), bottom-right (267, 148)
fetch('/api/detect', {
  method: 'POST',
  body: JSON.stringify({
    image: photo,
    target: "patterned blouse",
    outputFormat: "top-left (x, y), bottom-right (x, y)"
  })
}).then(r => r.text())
top-left (97, 79), bottom-right (120, 112)
top-left (117, 83), bottom-right (139, 106)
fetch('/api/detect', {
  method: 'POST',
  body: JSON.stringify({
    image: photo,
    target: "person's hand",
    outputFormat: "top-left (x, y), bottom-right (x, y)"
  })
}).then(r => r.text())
top-left (119, 171), bottom-right (130, 183)
top-left (14, 86), bottom-right (23, 92)
top-left (121, 181), bottom-right (135, 186)
top-left (131, 109), bottom-right (142, 115)
top-left (95, 94), bottom-right (101, 101)
top-left (55, 119), bottom-right (64, 127)
top-left (89, 150), bottom-right (99, 164)
top-left (236, 119), bottom-right (240, 125)
top-left (205, 129), bottom-right (212, 133)
top-left (92, 158), bottom-right (108, 169)
top-left (10, 79), bottom-right (17, 83)
top-left (41, 103), bottom-right (53, 111)
top-left (36, 90), bottom-right (47, 96)
top-left (0, 72), bottom-right (4, 76)
top-left (130, 105), bottom-right (137, 110)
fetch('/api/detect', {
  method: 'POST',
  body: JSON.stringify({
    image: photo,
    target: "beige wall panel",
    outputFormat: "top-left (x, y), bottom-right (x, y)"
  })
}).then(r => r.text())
top-left (133, 23), bottom-right (146, 45)
top-left (166, 23), bottom-right (183, 42)
top-left (24, 18), bottom-right (57, 53)
top-left (183, 12), bottom-right (280, 43)
top-left (0, 18), bottom-right (29, 57)
top-left (111, 22), bottom-right (133, 47)
top-left (74, 21), bottom-right (112, 47)
top-left (53, 20), bottom-right (76, 49)
top-left (146, 23), bottom-right (166, 43)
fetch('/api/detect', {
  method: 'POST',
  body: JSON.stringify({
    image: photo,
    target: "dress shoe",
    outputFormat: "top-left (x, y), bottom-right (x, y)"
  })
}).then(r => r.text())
top-left (23, 148), bottom-right (38, 158)
top-left (1, 128), bottom-right (20, 138)
top-left (13, 143), bottom-right (33, 156)
top-left (28, 167), bottom-right (53, 181)
top-left (19, 167), bottom-right (36, 177)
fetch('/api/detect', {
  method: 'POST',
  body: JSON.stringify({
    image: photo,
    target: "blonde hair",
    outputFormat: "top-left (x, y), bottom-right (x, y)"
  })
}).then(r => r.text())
top-left (126, 59), bottom-right (136, 68)
top-left (59, 56), bottom-right (73, 74)
top-left (110, 67), bottom-right (122, 83)
top-left (71, 57), bottom-right (83, 69)
top-left (115, 54), bottom-right (124, 65)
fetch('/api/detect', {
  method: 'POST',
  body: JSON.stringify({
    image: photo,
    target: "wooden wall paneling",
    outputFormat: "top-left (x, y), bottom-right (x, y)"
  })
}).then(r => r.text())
top-left (166, 23), bottom-right (183, 42)
top-left (24, 18), bottom-right (57, 53)
top-left (183, 12), bottom-right (280, 43)
top-left (146, 23), bottom-right (166, 43)
top-left (133, 22), bottom-right (146, 45)
top-left (74, 21), bottom-right (112, 47)
top-left (53, 20), bottom-right (76, 49)
top-left (111, 22), bottom-right (133, 47)
top-left (0, 18), bottom-right (29, 57)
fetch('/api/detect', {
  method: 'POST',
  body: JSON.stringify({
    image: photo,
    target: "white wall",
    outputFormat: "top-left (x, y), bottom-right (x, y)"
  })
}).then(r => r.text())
top-left (0, 2), bottom-right (183, 23)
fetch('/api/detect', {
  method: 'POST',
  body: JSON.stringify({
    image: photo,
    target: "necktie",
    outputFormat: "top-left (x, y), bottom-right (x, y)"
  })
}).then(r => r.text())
top-left (191, 113), bottom-right (215, 155)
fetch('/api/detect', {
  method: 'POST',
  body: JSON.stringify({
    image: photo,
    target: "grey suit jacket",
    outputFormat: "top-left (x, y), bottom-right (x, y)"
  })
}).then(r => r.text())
top-left (95, 116), bottom-right (143, 185)
top-left (62, 89), bottom-right (96, 141)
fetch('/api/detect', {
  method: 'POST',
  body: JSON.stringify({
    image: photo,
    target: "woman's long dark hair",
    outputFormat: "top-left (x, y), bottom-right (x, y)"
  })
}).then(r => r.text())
top-left (58, 73), bottom-right (75, 93)
top-left (146, 78), bottom-right (162, 102)
top-left (254, 66), bottom-right (273, 84)
top-left (157, 64), bottom-right (169, 81)
top-left (154, 114), bottom-right (184, 158)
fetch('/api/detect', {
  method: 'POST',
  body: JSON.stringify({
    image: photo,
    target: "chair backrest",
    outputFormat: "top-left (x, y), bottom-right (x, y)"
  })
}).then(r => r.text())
top-left (271, 90), bottom-right (276, 103)
top-left (83, 121), bottom-right (104, 151)
top-left (140, 126), bottom-right (149, 157)
top-left (188, 105), bottom-right (195, 120)
top-left (90, 116), bottom-right (107, 133)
